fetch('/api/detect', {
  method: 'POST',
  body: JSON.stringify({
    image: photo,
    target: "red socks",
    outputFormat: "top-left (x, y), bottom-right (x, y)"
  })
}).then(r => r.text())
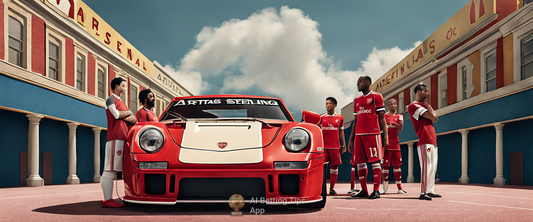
top-left (356, 163), bottom-right (368, 193)
top-left (357, 163), bottom-right (383, 193)
top-left (394, 166), bottom-right (403, 190)
top-left (372, 163), bottom-right (382, 192)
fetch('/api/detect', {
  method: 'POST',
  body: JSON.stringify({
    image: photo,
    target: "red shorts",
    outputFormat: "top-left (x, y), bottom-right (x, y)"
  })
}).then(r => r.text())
top-left (324, 148), bottom-right (342, 166)
top-left (383, 150), bottom-right (402, 167)
top-left (385, 142), bottom-right (400, 151)
top-left (352, 134), bottom-right (383, 164)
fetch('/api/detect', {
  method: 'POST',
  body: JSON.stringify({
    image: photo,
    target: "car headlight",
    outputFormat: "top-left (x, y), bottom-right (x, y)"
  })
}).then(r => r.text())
top-left (284, 128), bottom-right (310, 152)
top-left (139, 128), bottom-right (164, 153)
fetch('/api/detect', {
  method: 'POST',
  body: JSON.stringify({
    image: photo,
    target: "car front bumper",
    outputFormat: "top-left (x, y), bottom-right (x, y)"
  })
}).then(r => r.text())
top-left (123, 160), bottom-right (325, 205)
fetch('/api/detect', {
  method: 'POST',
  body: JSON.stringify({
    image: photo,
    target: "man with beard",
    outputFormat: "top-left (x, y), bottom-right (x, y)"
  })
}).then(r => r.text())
top-left (407, 84), bottom-right (441, 200)
top-left (135, 89), bottom-right (158, 122)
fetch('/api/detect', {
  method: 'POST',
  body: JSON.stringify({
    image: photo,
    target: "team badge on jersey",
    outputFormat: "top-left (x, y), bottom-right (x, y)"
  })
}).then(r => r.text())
top-left (117, 150), bottom-right (122, 156)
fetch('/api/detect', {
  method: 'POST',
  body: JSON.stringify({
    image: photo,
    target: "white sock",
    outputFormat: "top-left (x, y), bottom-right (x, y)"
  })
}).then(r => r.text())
top-left (100, 171), bottom-right (116, 201)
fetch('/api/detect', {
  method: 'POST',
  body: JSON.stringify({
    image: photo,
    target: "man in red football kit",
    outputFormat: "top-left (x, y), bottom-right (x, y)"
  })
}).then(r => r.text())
top-left (135, 89), bottom-right (158, 122)
top-left (348, 76), bottom-right (388, 199)
top-left (407, 84), bottom-right (441, 201)
top-left (319, 97), bottom-right (346, 195)
top-left (382, 99), bottom-right (407, 194)
top-left (101, 77), bottom-right (137, 208)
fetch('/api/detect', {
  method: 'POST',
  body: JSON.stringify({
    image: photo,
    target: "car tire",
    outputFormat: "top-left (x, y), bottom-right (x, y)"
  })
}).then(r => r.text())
top-left (302, 164), bottom-right (327, 209)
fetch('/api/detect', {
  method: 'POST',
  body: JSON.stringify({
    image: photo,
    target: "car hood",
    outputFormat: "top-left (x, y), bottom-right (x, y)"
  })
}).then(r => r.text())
top-left (165, 120), bottom-right (285, 164)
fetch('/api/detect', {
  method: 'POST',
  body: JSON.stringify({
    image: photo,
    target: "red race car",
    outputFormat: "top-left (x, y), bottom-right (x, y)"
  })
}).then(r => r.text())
top-left (123, 95), bottom-right (327, 208)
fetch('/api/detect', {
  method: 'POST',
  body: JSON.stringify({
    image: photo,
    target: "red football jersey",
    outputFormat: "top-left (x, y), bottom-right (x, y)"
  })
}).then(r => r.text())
top-left (136, 107), bottom-right (158, 122)
top-left (320, 113), bottom-right (344, 148)
top-left (385, 112), bottom-right (403, 150)
top-left (106, 94), bottom-right (129, 141)
top-left (407, 102), bottom-right (437, 145)
top-left (353, 91), bottom-right (385, 135)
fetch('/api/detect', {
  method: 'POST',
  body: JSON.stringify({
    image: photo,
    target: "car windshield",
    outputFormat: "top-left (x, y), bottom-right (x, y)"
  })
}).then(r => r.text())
top-left (160, 98), bottom-right (292, 121)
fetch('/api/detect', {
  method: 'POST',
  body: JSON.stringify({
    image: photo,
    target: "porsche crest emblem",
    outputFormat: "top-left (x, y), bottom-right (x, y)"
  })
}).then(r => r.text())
top-left (218, 142), bottom-right (228, 149)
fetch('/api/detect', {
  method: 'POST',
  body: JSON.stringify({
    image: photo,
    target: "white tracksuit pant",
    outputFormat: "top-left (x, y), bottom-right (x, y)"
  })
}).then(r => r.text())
top-left (417, 144), bottom-right (438, 194)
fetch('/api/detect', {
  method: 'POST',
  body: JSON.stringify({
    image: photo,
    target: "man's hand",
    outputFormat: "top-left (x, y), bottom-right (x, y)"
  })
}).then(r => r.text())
top-left (423, 98), bottom-right (434, 111)
top-left (422, 97), bottom-right (438, 122)
top-left (381, 132), bottom-right (389, 147)
top-left (340, 146), bottom-right (346, 154)
top-left (348, 141), bottom-right (353, 153)
top-left (423, 101), bottom-right (432, 110)
top-left (124, 114), bottom-right (137, 124)
top-left (118, 110), bottom-right (134, 119)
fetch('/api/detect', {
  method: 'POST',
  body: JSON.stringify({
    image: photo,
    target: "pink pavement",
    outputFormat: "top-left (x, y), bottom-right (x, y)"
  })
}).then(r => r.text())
top-left (0, 181), bottom-right (531, 221)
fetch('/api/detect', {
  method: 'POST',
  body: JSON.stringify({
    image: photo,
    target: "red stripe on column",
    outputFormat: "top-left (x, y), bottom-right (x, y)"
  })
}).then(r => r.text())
top-left (108, 65), bottom-right (116, 96)
top-left (65, 37), bottom-right (75, 87)
top-left (403, 88), bottom-right (410, 106)
top-left (31, 15), bottom-right (45, 76)
top-left (87, 53), bottom-right (95, 96)
top-left (447, 64), bottom-right (457, 106)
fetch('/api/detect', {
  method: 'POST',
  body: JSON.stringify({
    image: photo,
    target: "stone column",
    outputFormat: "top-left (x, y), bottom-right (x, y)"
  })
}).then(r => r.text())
top-left (92, 128), bottom-right (102, 182)
top-left (493, 123), bottom-right (506, 186)
top-left (26, 114), bottom-right (44, 187)
top-left (407, 142), bottom-right (415, 183)
top-left (459, 130), bottom-right (470, 184)
top-left (66, 123), bottom-right (80, 184)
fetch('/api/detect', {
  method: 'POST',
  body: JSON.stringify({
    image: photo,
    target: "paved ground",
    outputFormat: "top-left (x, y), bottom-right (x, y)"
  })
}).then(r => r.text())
top-left (1, 181), bottom-right (532, 221)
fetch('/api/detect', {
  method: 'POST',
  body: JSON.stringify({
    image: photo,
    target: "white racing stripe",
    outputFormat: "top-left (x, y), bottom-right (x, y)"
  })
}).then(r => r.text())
top-left (0, 190), bottom-right (100, 200)
top-left (180, 121), bottom-right (263, 164)
top-left (448, 200), bottom-right (533, 211)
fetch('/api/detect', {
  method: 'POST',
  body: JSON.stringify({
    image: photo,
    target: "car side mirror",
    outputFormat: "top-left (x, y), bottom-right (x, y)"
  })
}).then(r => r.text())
top-left (302, 110), bottom-right (320, 125)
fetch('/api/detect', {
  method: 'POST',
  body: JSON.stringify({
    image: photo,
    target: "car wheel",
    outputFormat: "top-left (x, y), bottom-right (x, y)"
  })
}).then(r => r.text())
top-left (302, 164), bottom-right (327, 209)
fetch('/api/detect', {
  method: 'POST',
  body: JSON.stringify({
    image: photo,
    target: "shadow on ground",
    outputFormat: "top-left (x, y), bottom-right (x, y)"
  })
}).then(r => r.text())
top-left (32, 201), bottom-right (321, 216)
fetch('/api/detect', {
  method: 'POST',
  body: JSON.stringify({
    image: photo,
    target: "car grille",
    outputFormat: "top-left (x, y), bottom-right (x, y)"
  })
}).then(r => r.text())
top-left (279, 174), bottom-right (300, 195)
top-left (145, 174), bottom-right (166, 195)
top-left (178, 178), bottom-right (266, 200)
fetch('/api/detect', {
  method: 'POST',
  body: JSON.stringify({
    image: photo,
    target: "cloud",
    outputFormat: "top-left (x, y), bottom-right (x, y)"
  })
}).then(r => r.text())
top-left (162, 65), bottom-right (207, 95)
top-left (165, 6), bottom-right (420, 114)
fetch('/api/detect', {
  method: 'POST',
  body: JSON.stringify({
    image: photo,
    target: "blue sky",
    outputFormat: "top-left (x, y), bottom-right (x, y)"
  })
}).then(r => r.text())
top-left (83, 0), bottom-right (470, 120)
